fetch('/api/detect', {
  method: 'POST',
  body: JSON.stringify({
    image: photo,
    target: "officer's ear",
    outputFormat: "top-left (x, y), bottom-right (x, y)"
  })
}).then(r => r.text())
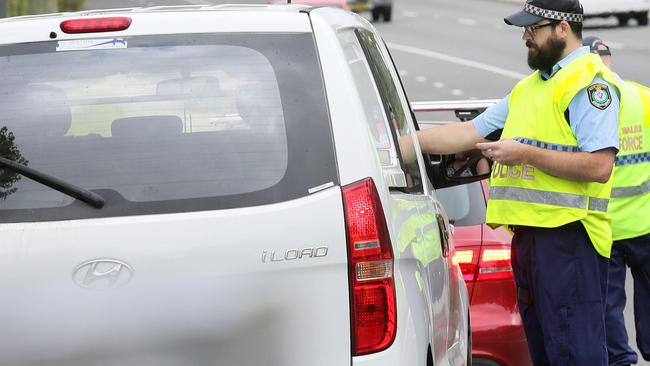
top-left (556, 20), bottom-right (571, 39)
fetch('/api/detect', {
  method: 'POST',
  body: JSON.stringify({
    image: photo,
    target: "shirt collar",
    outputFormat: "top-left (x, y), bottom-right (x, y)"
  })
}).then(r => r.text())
top-left (540, 46), bottom-right (590, 80)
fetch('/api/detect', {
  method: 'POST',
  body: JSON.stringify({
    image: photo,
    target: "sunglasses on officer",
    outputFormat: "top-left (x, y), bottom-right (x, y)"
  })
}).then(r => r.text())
top-left (522, 21), bottom-right (560, 36)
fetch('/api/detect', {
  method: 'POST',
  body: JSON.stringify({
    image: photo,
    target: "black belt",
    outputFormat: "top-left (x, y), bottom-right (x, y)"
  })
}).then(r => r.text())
top-left (509, 221), bottom-right (583, 233)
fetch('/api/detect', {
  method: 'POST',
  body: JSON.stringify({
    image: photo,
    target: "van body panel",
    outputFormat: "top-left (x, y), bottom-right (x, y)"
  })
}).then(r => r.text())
top-left (0, 188), bottom-right (351, 366)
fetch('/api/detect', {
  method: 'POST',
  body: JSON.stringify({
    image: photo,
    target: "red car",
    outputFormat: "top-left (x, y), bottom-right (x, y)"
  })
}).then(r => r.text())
top-left (414, 101), bottom-right (532, 366)
top-left (436, 180), bottom-right (532, 366)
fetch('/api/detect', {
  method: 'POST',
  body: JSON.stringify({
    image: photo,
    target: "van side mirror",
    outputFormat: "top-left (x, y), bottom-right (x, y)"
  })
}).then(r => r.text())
top-left (428, 149), bottom-right (491, 189)
top-left (442, 151), bottom-right (492, 180)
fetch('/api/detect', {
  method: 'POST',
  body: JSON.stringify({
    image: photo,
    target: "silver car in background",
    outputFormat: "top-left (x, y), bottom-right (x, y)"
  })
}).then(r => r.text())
top-left (581, 0), bottom-right (649, 25)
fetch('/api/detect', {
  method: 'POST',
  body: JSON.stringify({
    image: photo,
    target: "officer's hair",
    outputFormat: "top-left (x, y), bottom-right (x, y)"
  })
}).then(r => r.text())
top-left (552, 20), bottom-right (583, 39)
top-left (568, 21), bottom-right (583, 39)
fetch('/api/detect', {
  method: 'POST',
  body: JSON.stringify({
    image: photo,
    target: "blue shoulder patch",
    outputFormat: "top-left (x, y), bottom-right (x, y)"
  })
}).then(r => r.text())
top-left (587, 83), bottom-right (612, 110)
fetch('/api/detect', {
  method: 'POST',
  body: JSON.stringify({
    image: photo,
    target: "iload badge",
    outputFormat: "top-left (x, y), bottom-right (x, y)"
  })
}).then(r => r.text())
top-left (588, 83), bottom-right (612, 110)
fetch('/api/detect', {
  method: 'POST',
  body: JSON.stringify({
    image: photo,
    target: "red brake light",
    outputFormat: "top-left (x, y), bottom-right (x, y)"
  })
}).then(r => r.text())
top-left (342, 178), bottom-right (396, 356)
top-left (452, 245), bottom-right (513, 282)
top-left (453, 248), bottom-right (479, 282)
top-left (60, 17), bottom-right (132, 34)
top-left (477, 247), bottom-right (513, 281)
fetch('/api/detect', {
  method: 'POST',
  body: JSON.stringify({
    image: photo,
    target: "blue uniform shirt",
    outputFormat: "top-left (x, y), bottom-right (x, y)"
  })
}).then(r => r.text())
top-left (474, 46), bottom-right (620, 153)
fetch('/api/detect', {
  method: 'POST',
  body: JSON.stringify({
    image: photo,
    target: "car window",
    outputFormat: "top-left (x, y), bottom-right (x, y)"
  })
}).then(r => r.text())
top-left (0, 33), bottom-right (337, 222)
top-left (355, 29), bottom-right (424, 194)
top-left (338, 29), bottom-right (394, 166)
top-left (436, 181), bottom-right (486, 226)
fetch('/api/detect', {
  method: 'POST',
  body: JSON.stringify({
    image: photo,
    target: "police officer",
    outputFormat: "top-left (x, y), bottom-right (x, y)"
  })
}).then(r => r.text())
top-left (583, 36), bottom-right (650, 366)
top-left (410, 0), bottom-right (622, 364)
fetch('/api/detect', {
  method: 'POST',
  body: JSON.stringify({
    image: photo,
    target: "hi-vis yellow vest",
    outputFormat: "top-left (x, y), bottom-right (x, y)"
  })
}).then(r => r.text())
top-left (609, 81), bottom-right (650, 241)
top-left (486, 52), bottom-right (620, 258)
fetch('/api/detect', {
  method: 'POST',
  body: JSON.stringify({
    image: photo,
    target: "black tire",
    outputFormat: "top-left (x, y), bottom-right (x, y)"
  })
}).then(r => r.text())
top-left (371, 8), bottom-right (381, 22)
top-left (617, 14), bottom-right (630, 26)
top-left (382, 5), bottom-right (392, 22)
top-left (635, 11), bottom-right (649, 26)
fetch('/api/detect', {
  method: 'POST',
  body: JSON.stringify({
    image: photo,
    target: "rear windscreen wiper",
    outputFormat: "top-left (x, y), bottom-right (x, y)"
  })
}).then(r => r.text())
top-left (0, 156), bottom-right (104, 209)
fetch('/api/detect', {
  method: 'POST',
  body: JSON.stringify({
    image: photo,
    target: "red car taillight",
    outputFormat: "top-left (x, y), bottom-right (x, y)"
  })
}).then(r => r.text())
top-left (453, 248), bottom-right (480, 282)
top-left (342, 178), bottom-right (396, 356)
top-left (478, 247), bottom-right (513, 281)
top-left (453, 245), bottom-right (513, 282)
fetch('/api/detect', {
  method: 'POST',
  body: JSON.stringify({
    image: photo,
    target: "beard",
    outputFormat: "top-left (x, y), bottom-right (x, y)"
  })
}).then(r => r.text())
top-left (527, 35), bottom-right (566, 72)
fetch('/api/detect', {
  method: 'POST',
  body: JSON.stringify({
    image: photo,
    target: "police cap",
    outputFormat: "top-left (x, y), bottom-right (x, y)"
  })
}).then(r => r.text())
top-left (505, 0), bottom-right (584, 27)
top-left (583, 36), bottom-right (612, 56)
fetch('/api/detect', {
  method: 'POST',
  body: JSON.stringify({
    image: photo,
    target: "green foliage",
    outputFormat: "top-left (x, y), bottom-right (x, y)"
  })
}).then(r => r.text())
top-left (0, 126), bottom-right (29, 200)
top-left (58, 0), bottom-right (85, 11)
top-left (6, 0), bottom-right (85, 16)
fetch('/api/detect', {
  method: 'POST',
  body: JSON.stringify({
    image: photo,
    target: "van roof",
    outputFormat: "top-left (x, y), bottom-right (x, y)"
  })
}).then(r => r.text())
top-left (0, 4), bottom-right (312, 22)
top-left (0, 4), bottom-right (316, 44)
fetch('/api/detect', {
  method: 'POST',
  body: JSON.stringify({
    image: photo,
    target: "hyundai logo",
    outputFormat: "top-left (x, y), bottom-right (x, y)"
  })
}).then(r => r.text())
top-left (72, 259), bottom-right (134, 290)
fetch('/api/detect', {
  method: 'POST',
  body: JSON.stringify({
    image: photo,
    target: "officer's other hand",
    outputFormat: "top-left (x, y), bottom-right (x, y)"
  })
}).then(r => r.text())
top-left (476, 139), bottom-right (528, 166)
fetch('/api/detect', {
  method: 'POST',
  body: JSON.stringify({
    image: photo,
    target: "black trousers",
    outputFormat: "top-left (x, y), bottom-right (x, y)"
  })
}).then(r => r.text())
top-left (511, 222), bottom-right (609, 366)
top-left (606, 233), bottom-right (650, 366)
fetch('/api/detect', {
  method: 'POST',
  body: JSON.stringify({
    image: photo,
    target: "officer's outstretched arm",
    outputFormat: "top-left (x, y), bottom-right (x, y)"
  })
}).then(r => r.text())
top-left (417, 122), bottom-right (487, 155)
top-left (399, 122), bottom-right (486, 164)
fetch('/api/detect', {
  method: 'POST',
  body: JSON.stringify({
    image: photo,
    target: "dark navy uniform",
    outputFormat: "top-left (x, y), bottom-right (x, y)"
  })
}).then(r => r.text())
top-left (606, 235), bottom-right (650, 366)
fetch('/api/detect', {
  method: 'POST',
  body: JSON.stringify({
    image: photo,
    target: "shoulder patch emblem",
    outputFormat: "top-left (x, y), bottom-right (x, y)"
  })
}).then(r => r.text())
top-left (587, 83), bottom-right (612, 110)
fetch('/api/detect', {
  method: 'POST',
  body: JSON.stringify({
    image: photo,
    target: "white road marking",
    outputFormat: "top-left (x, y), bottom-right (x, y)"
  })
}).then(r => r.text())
top-left (457, 18), bottom-right (477, 26)
top-left (387, 42), bottom-right (528, 80)
top-left (433, 81), bottom-right (445, 89)
top-left (451, 89), bottom-right (464, 96)
top-left (399, 69), bottom-right (409, 76)
top-left (415, 75), bottom-right (427, 82)
top-left (401, 10), bottom-right (418, 18)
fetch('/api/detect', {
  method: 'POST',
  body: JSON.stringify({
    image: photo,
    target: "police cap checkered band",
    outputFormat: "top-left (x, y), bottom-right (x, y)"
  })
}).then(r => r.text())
top-left (524, 3), bottom-right (583, 22)
top-left (505, 0), bottom-right (583, 26)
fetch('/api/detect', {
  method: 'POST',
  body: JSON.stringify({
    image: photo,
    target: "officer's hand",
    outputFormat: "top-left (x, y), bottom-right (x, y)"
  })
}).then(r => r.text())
top-left (476, 139), bottom-right (529, 166)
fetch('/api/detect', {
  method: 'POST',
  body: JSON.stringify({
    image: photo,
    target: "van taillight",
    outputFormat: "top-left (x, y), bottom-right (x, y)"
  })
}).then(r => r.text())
top-left (60, 17), bottom-right (132, 34)
top-left (342, 178), bottom-right (396, 356)
top-left (453, 245), bottom-right (513, 282)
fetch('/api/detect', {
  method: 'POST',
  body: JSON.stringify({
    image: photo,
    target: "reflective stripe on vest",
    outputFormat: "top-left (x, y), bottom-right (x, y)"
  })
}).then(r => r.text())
top-left (489, 186), bottom-right (609, 212)
top-left (589, 198), bottom-right (609, 212)
top-left (513, 137), bottom-right (580, 152)
top-left (611, 177), bottom-right (650, 198)
top-left (615, 152), bottom-right (650, 166)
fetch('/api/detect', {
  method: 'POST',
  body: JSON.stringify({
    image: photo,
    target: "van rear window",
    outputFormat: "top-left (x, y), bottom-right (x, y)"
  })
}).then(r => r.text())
top-left (0, 33), bottom-right (337, 222)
